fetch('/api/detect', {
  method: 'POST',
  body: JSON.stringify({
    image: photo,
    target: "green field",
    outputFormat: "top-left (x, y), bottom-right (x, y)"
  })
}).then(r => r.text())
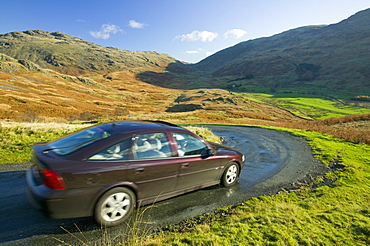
top-left (239, 93), bottom-right (370, 120)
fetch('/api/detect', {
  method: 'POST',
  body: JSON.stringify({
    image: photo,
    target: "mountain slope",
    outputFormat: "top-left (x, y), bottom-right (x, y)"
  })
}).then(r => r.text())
top-left (192, 8), bottom-right (370, 94)
top-left (0, 53), bottom-right (180, 120)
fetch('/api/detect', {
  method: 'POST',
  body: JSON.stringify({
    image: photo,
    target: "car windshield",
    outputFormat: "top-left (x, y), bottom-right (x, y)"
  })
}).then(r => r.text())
top-left (48, 126), bottom-right (112, 155)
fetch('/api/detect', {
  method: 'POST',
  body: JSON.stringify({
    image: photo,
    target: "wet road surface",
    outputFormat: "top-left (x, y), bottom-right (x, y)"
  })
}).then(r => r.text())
top-left (0, 125), bottom-right (323, 245)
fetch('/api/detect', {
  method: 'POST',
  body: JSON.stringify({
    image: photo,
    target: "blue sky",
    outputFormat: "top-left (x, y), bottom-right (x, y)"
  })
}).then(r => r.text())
top-left (1, 0), bottom-right (370, 63)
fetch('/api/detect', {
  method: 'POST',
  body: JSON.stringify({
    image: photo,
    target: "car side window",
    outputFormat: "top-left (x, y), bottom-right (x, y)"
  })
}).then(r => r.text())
top-left (172, 132), bottom-right (208, 156)
top-left (133, 132), bottom-right (173, 159)
top-left (88, 138), bottom-right (131, 161)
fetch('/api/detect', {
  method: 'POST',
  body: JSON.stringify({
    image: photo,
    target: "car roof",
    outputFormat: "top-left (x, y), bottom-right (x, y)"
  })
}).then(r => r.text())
top-left (100, 121), bottom-right (185, 134)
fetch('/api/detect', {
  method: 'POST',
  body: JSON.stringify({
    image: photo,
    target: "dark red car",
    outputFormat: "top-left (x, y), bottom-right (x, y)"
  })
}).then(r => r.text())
top-left (27, 121), bottom-right (245, 226)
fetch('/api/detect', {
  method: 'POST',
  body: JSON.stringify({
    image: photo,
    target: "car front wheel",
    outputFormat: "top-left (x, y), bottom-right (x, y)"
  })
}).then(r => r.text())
top-left (221, 163), bottom-right (239, 187)
top-left (94, 187), bottom-right (135, 227)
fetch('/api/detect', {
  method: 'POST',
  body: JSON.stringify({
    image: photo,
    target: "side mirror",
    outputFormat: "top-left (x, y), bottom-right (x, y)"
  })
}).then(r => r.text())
top-left (201, 148), bottom-right (215, 158)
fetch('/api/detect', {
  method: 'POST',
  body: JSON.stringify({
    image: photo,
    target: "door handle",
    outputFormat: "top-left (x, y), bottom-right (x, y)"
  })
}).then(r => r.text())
top-left (181, 163), bottom-right (189, 168)
top-left (135, 168), bottom-right (144, 173)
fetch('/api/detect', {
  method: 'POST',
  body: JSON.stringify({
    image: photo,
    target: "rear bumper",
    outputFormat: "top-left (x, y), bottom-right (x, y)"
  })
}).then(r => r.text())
top-left (26, 167), bottom-right (94, 219)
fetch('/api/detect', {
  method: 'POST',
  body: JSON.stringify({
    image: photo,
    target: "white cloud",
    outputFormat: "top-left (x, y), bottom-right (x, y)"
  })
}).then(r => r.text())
top-left (176, 30), bottom-right (218, 42)
top-left (224, 29), bottom-right (247, 39)
top-left (185, 48), bottom-right (206, 54)
top-left (185, 48), bottom-right (214, 59)
top-left (90, 32), bottom-right (110, 39)
top-left (186, 50), bottom-right (201, 54)
top-left (128, 20), bottom-right (145, 29)
top-left (90, 24), bottom-right (122, 39)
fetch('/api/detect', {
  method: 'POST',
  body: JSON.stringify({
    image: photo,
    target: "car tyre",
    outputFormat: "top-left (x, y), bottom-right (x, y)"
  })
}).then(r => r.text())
top-left (221, 162), bottom-right (239, 187)
top-left (94, 187), bottom-right (136, 227)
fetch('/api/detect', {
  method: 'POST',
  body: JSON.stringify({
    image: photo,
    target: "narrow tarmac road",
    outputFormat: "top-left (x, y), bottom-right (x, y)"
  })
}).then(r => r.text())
top-left (0, 125), bottom-right (325, 245)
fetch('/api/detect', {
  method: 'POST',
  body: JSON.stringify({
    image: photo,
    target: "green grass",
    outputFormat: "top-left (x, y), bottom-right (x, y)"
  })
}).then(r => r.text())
top-left (238, 92), bottom-right (370, 120)
top-left (185, 126), bottom-right (223, 143)
top-left (146, 127), bottom-right (370, 245)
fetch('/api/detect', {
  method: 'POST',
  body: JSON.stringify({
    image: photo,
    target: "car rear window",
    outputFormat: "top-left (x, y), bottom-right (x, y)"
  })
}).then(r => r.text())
top-left (49, 126), bottom-right (112, 155)
top-left (88, 138), bottom-right (132, 161)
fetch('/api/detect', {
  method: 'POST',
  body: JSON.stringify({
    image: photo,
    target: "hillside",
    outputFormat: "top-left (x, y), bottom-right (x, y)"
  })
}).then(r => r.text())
top-left (0, 53), bottom-right (177, 120)
top-left (188, 8), bottom-right (370, 95)
top-left (0, 30), bottom-right (184, 121)
top-left (136, 8), bottom-right (370, 96)
top-left (2, 7), bottom-right (370, 124)
top-left (0, 53), bottom-right (302, 124)
top-left (2, 9), bottom-right (370, 97)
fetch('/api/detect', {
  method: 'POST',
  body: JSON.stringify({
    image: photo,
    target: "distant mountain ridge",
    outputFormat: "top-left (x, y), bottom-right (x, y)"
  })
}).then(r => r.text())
top-left (0, 30), bottom-right (179, 76)
top-left (191, 8), bottom-right (370, 94)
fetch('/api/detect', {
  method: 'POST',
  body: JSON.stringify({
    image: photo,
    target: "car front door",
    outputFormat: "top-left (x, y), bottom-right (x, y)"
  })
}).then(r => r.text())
top-left (172, 132), bottom-right (221, 190)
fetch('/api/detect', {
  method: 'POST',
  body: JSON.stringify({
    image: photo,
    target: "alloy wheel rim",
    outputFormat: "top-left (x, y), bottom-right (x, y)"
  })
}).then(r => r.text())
top-left (226, 165), bottom-right (237, 184)
top-left (101, 193), bottom-right (131, 222)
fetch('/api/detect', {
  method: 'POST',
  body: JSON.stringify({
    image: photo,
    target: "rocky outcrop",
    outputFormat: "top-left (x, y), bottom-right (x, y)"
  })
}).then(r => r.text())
top-left (166, 104), bottom-right (204, 112)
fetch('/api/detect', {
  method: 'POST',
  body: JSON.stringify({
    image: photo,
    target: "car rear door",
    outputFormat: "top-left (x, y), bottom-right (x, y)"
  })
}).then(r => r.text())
top-left (126, 132), bottom-right (178, 201)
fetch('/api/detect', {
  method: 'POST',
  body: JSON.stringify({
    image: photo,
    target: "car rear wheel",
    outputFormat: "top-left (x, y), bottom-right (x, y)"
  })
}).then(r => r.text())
top-left (94, 187), bottom-right (135, 227)
top-left (221, 163), bottom-right (239, 187)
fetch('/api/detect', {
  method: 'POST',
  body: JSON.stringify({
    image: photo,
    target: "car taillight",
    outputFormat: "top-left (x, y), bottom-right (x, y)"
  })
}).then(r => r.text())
top-left (41, 169), bottom-right (66, 190)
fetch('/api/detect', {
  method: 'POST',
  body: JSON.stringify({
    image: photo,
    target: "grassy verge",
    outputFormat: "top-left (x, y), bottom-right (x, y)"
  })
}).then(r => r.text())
top-left (0, 122), bottom-right (87, 165)
top-left (143, 127), bottom-right (370, 245)
top-left (184, 125), bottom-right (223, 143)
